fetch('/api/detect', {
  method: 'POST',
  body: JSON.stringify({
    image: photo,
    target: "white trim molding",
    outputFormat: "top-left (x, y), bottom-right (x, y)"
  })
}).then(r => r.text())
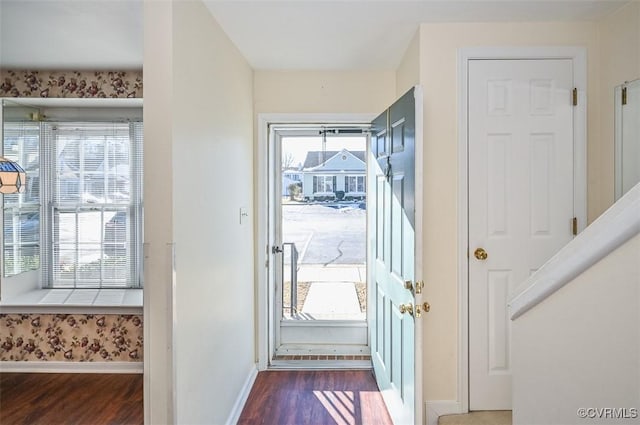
top-left (426, 400), bottom-right (463, 425)
top-left (0, 289), bottom-right (143, 315)
top-left (457, 46), bottom-right (588, 412)
top-left (510, 182), bottom-right (640, 319)
top-left (0, 361), bottom-right (143, 374)
top-left (225, 365), bottom-right (258, 425)
top-left (413, 85), bottom-right (425, 425)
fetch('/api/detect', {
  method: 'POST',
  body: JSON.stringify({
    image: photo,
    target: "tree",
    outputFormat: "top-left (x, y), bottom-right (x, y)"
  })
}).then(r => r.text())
top-left (282, 152), bottom-right (295, 170)
top-left (288, 182), bottom-right (301, 201)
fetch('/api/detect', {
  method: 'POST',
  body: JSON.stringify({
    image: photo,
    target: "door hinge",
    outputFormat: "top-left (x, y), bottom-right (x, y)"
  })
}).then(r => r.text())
top-left (622, 86), bottom-right (627, 105)
top-left (572, 88), bottom-right (578, 106)
top-left (572, 217), bottom-right (578, 236)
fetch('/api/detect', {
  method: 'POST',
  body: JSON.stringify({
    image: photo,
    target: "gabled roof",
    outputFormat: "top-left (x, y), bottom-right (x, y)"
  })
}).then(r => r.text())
top-left (302, 150), bottom-right (365, 169)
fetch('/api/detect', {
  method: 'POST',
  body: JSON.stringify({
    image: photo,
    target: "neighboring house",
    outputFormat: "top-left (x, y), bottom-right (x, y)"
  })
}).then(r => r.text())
top-left (301, 149), bottom-right (366, 201)
top-left (282, 168), bottom-right (302, 197)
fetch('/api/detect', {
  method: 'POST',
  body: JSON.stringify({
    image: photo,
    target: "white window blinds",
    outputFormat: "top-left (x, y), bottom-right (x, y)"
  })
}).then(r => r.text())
top-left (2, 103), bottom-right (144, 288)
top-left (43, 121), bottom-right (143, 288)
top-left (2, 122), bottom-right (40, 277)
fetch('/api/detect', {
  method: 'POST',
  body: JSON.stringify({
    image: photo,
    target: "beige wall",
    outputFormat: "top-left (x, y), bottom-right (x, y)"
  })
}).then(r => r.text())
top-left (417, 21), bottom-right (600, 402)
top-left (396, 30), bottom-right (421, 96)
top-left (596, 2), bottom-right (640, 218)
top-left (144, 1), bottom-right (255, 423)
top-left (172, 2), bottom-right (255, 424)
top-left (254, 70), bottom-right (396, 114)
top-left (512, 233), bottom-right (640, 425)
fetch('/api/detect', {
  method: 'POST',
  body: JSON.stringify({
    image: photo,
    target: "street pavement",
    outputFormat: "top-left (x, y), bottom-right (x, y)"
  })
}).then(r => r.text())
top-left (282, 202), bottom-right (367, 319)
top-left (282, 203), bottom-right (365, 266)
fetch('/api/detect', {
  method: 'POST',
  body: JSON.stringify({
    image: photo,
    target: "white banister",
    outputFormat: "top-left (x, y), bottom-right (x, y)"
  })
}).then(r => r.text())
top-left (509, 182), bottom-right (640, 320)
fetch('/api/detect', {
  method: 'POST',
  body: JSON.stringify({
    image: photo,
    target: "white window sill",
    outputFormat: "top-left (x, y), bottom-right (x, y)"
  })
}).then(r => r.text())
top-left (0, 289), bottom-right (143, 314)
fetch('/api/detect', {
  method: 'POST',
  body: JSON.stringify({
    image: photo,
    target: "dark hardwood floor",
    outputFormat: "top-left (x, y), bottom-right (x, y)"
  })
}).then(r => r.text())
top-left (1, 370), bottom-right (390, 425)
top-left (0, 373), bottom-right (143, 425)
top-left (238, 370), bottom-right (393, 425)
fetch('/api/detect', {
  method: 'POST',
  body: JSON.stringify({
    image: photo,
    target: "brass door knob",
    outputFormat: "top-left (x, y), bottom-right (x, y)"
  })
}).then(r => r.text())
top-left (422, 302), bottom-right (430, 313)
top-left (474, 248), bottom-right (488, 260)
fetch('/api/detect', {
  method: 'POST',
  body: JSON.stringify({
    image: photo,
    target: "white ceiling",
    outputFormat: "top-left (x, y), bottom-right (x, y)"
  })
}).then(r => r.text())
top-left (204, 0), bottom-right (627, 70)
top-left (0, 0), bottom-right (143, 70)
top-left (0, 0), bottom-right (629, 71)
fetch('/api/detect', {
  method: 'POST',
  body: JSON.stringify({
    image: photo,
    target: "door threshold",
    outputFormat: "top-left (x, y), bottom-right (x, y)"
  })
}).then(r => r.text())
top-left (274, 354), bottom-right (371, 361)
top-left (274, 344), bottom-right (370, 357)
top-left (269, 358), bottom-right (372, 370)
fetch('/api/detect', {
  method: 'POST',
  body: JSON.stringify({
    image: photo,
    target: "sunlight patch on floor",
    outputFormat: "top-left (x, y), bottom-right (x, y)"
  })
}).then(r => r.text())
top-left (313, 390), bottom-right (356, 425)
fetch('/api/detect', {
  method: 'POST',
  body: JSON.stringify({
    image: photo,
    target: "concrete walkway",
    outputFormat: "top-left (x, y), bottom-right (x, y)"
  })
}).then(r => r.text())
top-left (295, 265), bottom-right (366, 320)
top-left (297, 264), bottom-right (366, 283)
top-left (301, 282), bottom-right (365, 320)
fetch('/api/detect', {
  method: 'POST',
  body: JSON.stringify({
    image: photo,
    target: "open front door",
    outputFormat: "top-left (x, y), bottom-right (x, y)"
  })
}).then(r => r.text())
top-left (369, 87), bottom-right (423, 425)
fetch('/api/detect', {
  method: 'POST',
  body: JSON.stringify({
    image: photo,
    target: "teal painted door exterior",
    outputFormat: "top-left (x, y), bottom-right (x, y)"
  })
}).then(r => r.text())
top-left (369, 88), bottom-right (417, 425)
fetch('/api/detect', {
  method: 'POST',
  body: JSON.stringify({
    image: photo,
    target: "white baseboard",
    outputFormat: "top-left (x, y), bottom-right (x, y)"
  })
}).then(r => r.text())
top-left (426, 400), bottom-right (463, 425)
top-left (0, 361), bottom-right (143, 374)
top-left (225, 364), bottom-right (258, 425)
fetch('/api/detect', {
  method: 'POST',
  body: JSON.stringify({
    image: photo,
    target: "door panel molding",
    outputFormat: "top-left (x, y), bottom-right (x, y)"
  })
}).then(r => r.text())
top-left (457, 47), bottom-right (587, 413)
top-left (369, 86), bottom-right (424, 425)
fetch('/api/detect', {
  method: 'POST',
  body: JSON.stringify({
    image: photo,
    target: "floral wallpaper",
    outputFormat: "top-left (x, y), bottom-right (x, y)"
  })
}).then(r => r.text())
top-left (0, 70), bottom-right (143, 98)
top-left (0, 314), bottom-right (143, 362)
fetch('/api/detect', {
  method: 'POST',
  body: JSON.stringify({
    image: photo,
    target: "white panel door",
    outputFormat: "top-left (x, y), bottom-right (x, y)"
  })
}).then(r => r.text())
top-left (370, 88), bottom-right (417, 425)
top-left (620, 80), bottom-right (640, 197)
top-left (469, 59), bottom-right (575, 410)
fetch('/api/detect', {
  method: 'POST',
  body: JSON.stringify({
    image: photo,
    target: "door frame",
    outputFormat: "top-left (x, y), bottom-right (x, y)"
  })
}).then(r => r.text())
top-left (457, 47), bottom-right (587, 413)
top-left (270, 124), bottom-right (371, 360)
top-left (256, 113), bottom-right (376, 370)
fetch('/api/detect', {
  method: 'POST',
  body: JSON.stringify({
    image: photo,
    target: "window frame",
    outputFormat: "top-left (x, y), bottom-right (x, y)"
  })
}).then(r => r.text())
top-left (312, 175), bottom-right (335, 194)
top-left (345, 175), bottom-right (366, 194)
top-left (2, 104), bottom-right (143, 290)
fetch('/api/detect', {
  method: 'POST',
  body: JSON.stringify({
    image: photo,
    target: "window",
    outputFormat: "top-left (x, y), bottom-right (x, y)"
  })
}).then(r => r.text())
top-left (3, 122), bottom-right (40, 276)
top-left (2, 119), bottom-right (143, 289)
top-left (345, 175), bottom-right (365, 193)
top-left (312, 175), bottom-right (335, 193)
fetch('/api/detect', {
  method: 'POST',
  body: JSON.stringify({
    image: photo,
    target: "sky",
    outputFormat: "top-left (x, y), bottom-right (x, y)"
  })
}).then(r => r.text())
top-left (282, 136), bottom-right (367, 168)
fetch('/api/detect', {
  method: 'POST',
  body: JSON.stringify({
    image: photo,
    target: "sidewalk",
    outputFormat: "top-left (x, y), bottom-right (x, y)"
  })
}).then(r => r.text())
top-left (301, 282), bottom-right (365, 320)
top-left (296, 264), bottom-right (366, 283)
top-left (294, 264), bottom-right (366, 320)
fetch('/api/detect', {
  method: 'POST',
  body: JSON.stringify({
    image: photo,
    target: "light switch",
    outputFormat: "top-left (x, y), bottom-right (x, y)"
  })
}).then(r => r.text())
top-left (239, 207), bottom-right (249, 225)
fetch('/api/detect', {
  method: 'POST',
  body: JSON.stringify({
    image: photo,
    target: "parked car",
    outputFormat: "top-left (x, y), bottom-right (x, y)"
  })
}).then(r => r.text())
top-left (104, 212), bottom-right (127, 256)
top-left (3, 212), bottom-right (39, 244)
